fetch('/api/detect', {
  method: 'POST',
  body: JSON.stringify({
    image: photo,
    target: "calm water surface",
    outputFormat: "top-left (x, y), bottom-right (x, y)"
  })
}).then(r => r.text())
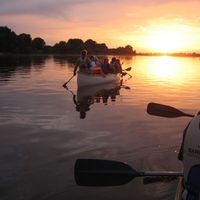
top-left (0, 55), bottom-right (200, 200)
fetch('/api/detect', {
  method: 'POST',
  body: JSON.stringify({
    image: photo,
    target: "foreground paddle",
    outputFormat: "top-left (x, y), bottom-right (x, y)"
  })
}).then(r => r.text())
top-left (62, 74), bottom-right (75, 88)
top-left (74, 159), bottom-right (183, 186)
top-left (147, 102), bottom-right (194, 118)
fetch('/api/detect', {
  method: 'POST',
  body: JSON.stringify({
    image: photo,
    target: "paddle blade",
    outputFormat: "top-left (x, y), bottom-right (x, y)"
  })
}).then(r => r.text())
top-left (147, 102), bottom-right (194, 118)
top-left (74, 159), bottom-right (135, 186)
top-left (121, 85), bottom-right (131, 90)
top-left (124, 86), bottom-right (131, 90)
top-left (121, 72), bottom-right (127, 76)
top-left (62, 75), bottom-right (75, 87)
top-left (125, 67), bottom-right (132, 71)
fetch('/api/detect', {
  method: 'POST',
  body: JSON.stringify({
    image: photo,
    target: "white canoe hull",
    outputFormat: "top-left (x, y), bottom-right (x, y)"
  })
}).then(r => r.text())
top-left (77, 82), bottom-right (120, 102)
top-left (77, 73), bottom-right (121, 87)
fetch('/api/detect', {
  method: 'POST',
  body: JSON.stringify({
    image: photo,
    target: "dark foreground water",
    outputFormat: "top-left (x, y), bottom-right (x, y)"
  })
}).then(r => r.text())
top-left (0, 55), bottom-right (200, 200)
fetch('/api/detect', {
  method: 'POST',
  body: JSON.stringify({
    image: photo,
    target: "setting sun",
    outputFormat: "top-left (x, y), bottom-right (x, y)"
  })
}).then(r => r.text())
top-left (147, 27), bottom-right (187, 53)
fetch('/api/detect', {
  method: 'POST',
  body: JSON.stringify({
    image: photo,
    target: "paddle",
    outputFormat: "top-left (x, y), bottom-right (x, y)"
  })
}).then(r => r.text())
top-left (74, 159), bottom-right (183, 186)
top-left (124, 67), bottom-right (132, 71)
top-left (122, 67), bottom-right (132, 78)
top-left (147, 102), bottom-right (194, 118)
top-left (121, 85), bottom-right (131, 90)
top-left (62, 74), bottom-right (75, 88)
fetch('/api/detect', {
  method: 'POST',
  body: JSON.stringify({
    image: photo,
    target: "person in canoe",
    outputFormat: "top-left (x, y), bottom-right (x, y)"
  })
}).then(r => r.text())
top-left (178, 112), bottom-right (200, 199)
top-left (116, 59), bottom-right (123, 74)
top-left (90, 56), bottom-right (106, 77)
top-left (101, 57), bottom-right (112, 74)
top-left (73, 50), bottom-right (91, 75)
top-left (89, 55), bottom-right (98, 69)
top-left (109, 57), bottom-right (117, 73)
top-left (110, 57), bottom-right (123, 74)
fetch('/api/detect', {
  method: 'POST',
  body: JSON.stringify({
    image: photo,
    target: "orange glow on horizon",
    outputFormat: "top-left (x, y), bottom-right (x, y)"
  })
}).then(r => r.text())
top-left (1, 1), bottom-right (200, 53)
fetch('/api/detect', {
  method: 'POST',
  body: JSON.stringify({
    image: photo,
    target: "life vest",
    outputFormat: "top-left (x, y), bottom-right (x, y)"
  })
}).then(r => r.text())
top-left (79, 56), bottom-right (89, 69)
top-left (185, 165), bottom-right (200, 200)
top-left (91, 67), bottom-right (102, 75)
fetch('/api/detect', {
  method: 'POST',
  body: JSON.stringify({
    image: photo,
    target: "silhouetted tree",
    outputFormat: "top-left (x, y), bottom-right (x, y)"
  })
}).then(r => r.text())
top-left (95, 43), bottom-right (108, 54)
top-left (0, 26), bottom-right (136, 55)
top-left (17, 33), bottom-right (32, 53)
top-left (83, 39), bottom-right (97, 54)
top-left (53, 41), bottom-right (67, 53)
top-left (108, 45), bottom-right (135, 55)
top-left (43, 45), bottom-right (53, 54)
top-left (32, 37), bottom-right (45, 51)
top-left (0, 26), bottom-right (17, 53)
top-left (83, 40), bottom-right (108, 54)
top-left (124, 45), bottom-right (135, 54)
top-left (66, 38), bottom-right (84, 54)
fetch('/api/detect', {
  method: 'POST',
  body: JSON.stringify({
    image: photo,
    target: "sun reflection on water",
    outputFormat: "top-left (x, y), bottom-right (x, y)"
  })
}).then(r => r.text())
top-left (140, 56), bottom-right (190, 84)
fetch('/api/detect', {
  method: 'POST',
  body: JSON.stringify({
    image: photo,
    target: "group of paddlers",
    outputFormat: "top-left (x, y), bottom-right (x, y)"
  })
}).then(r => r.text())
top-left (73, 49), bottom-right (123, 76)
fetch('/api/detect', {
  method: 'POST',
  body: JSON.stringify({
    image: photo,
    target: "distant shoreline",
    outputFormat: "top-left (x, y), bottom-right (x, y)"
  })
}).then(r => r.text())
top-left (0, 52), bottom-right (200, 57)
top-left (136, 52), bottom-right (200, 57)
top-left (1, 26), bottom-right (200, 57)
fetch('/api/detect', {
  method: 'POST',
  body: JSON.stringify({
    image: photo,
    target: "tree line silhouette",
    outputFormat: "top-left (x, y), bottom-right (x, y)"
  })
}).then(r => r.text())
top-left (0, 26), bottom-right (136, 55)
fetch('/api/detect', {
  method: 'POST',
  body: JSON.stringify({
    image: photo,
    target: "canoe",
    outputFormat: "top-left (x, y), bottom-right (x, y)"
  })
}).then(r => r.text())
top-left (174, 177), bottom-right (184, 200)
top-left (77, 72), bottom-right (122, 87)
top-left (74, 82), bottom-right (121, 119)
top-left (77, 82), bottom-right (121, 102)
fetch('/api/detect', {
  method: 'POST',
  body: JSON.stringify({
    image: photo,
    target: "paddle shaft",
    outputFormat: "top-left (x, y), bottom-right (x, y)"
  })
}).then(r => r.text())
top-left (182, 113), bottom-right (194, 117)
top-left (142, 171), bottom-right (183, 177)
top-left (63, 74), bottom-right (75, 87)
top-left (122, 70), bottom-right (132, 78)
top-left (78, 169), bottom-right (183, 177)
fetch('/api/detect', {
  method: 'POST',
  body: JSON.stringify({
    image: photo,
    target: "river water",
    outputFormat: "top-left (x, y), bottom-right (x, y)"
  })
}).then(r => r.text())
top-left (0, 55), bottom-right (200, 200)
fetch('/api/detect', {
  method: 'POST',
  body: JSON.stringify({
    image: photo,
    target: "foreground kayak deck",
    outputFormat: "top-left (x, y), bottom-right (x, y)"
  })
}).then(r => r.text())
top-left (77, 72), bottom-right (122, 87)
top-left (174, 177), bottom-right (184, 200)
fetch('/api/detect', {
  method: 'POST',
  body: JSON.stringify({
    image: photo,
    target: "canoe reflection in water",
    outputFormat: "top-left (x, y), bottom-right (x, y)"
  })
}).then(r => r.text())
top-left (73, 83), bottom-right (122, 119)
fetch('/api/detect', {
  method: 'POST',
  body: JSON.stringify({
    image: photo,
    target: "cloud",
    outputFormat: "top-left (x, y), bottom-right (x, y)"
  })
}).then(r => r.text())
top-left (0, 0), bottom-right (197, 16)
top-left (0, 0), bottom-right (200, 51)
top-left (0, 0), bottom-right (95, 18)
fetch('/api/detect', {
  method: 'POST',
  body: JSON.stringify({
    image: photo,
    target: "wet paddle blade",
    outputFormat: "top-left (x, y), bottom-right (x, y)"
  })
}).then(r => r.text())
top-left (124, 86), bottom-right (131, 89)
top-left (125, 67), bottom-right (132, 71)
top-left (147, 102), bottom-right (194, 118)
top-left (121, 72), bottom-right (127, 76)
top-left (74, 159), bottom-right (135, 186)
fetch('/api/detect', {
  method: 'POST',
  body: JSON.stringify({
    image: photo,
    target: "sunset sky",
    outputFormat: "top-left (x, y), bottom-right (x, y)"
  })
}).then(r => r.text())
top-left (1, 0), bottom-right (200, 53)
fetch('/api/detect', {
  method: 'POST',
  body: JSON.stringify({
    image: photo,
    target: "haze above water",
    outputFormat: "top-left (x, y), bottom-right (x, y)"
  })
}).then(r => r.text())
top-left (0, 55), bottom-right (200, 200)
